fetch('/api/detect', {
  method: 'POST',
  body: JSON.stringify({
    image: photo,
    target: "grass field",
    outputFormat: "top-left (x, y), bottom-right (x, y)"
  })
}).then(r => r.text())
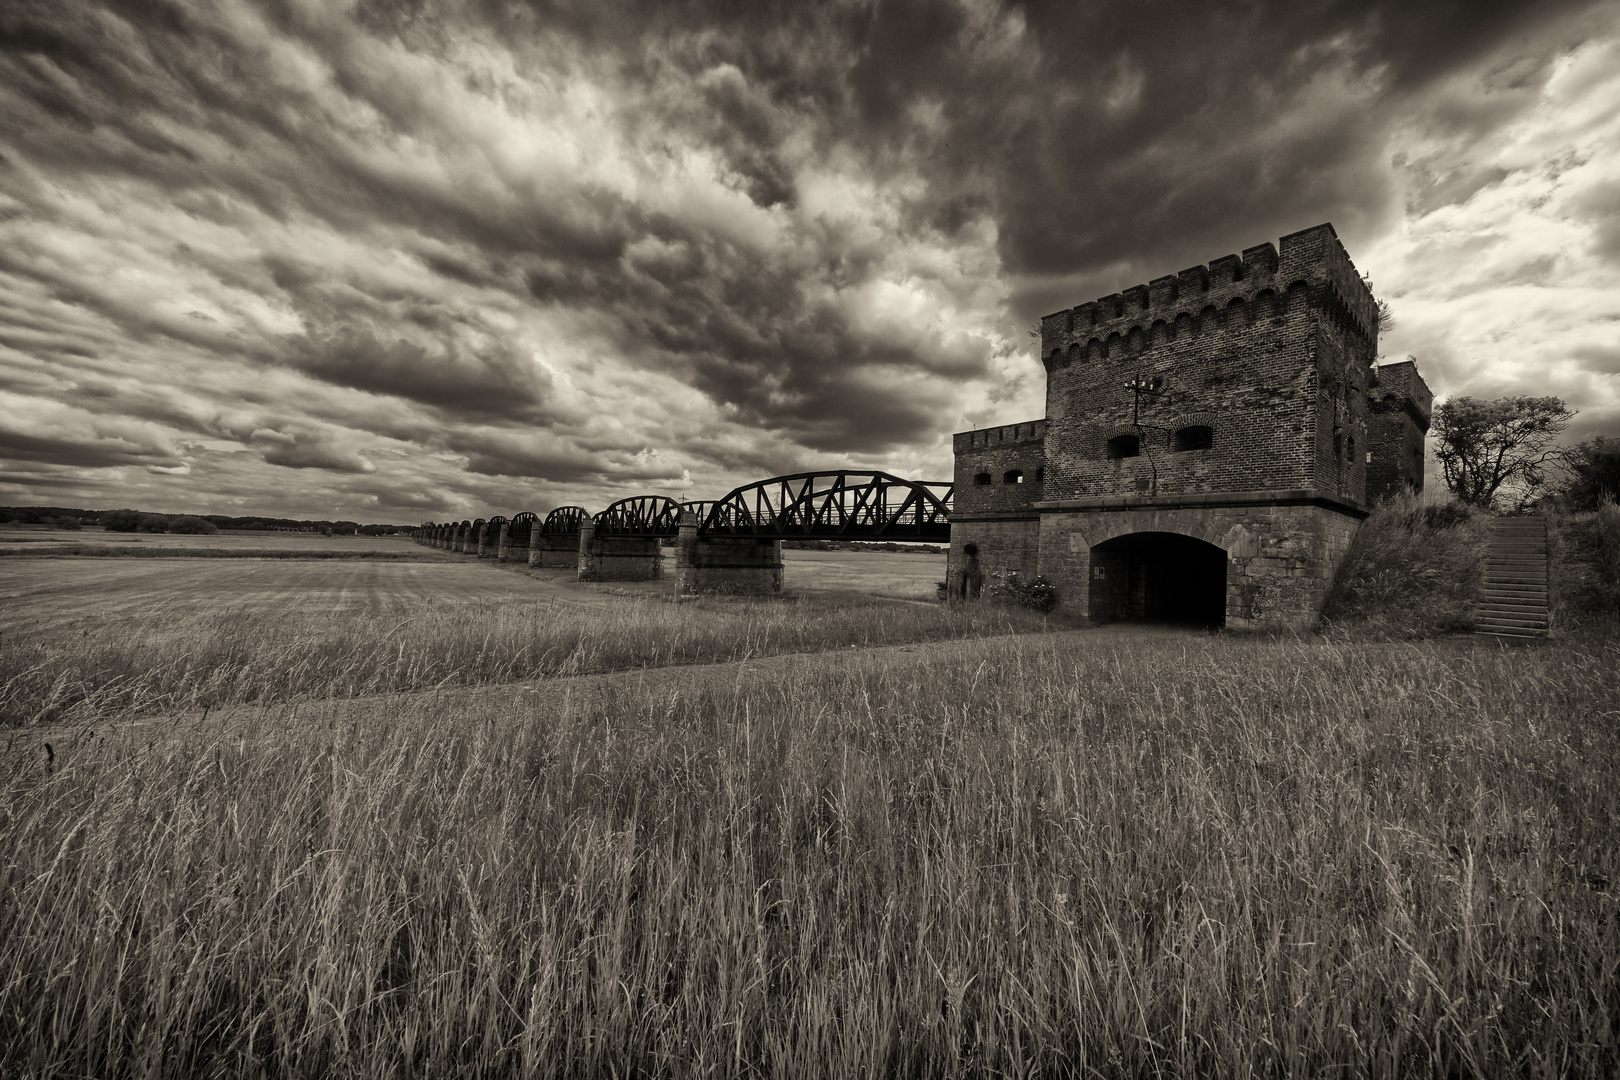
top-left (3, 542), bottom-right (1617, 1076)
top-left (0, 551), bottom-right (1016, 726)
top-left (3, 627), bottom-right (1616, 1077)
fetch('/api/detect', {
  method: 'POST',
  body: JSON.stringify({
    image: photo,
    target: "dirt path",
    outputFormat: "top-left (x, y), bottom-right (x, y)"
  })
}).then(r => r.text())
top-left (9, 626), bottom-right (1131, 752)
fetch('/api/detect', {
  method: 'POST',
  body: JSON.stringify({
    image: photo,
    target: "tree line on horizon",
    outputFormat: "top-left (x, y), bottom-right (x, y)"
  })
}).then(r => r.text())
top-left (1, 506), bottom-right (410, 535)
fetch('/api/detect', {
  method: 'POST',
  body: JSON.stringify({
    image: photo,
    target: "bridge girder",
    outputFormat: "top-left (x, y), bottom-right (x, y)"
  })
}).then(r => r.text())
top-left (700, 471), bottom-right (953, 541)
top-left (595, 495), bottom-right (682, 537)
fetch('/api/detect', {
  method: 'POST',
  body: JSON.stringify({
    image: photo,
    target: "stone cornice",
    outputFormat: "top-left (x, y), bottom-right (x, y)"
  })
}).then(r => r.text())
top-left (946, 511), bottom-right (1041, 523)
top-left (1032, 489), bottom-right (1368, 519)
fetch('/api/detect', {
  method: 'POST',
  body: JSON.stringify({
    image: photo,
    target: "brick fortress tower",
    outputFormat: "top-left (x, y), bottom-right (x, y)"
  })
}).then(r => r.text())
top-left (948, 223), bottom-right (1430, 628)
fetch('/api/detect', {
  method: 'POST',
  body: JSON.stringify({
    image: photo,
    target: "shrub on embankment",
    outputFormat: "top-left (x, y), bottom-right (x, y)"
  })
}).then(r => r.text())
top-left (1537, 497), bottom-right (1620, 634)
top-left (1321, 493), bottom-right (1491, 637)
top-left (3, 631), bottom-right (1616, 1076)
top-left (0, 596), bottom-right (1049, 726)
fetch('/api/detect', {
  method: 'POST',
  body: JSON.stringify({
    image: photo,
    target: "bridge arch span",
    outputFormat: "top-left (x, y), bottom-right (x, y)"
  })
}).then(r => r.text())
top-left (701, 470), bottom-right (952, 541)
top-left (595, 495), bottom-right (682, 536)
top-left (541, 506), bottom-right (590, 536)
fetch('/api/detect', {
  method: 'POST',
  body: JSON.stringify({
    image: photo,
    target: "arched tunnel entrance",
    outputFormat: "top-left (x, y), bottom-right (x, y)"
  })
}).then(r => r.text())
top-left (1088, 532), bottom-right (1228, 627)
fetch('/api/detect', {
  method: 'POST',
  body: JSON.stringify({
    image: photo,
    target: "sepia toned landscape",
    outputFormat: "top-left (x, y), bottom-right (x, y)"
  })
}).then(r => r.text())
top-left (3, 501), bottom-right (1619, 1076)
top-left (4, 0), bottom-right (1620, 1076)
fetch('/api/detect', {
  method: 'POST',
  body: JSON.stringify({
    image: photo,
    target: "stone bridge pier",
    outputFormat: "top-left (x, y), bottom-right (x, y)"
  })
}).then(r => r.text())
top-left (530, 530), bottom-right (582, 568)
top-left (674, 512), bottom-right (783, 596)
top-left (577, 521), bottom-right (665, 581)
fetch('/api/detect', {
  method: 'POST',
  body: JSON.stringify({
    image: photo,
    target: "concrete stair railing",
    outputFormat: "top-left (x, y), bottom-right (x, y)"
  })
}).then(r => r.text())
top-left (1475, 517), bottom-right (1548, 639)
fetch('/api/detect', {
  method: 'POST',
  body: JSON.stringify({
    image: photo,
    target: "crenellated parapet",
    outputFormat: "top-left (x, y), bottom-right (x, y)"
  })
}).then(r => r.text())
top-left (952, 419), bottom-right (1046, 453)
top-left (1038, 223), bottom-right (1378, 371)
top-left (954, 419), bottom-right (1046, 520)
top-left (1367, 358), bottom-right (1433, 430)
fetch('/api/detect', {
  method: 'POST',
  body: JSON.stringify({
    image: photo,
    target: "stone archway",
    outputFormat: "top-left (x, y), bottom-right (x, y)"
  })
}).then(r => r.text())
top-left (1088, 531), bottom-right (1227, 627)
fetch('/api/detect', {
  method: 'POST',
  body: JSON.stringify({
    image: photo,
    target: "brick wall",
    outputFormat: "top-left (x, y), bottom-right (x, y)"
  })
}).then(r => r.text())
top-left (947, 518), bottom-right (1041, 598)
top-left (953, 420), bottom-right (1046, 515)
top-left (948, 420), bottom-right (1045, 597)
top-left (1037, 223), bottom-right (1378, 506)
top-left (1367, 360), bottom-right (1433, 500)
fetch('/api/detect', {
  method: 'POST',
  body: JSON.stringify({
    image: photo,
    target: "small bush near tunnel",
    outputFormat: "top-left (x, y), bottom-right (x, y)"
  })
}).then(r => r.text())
top-left (990, 573), bottom-right (1059, 613)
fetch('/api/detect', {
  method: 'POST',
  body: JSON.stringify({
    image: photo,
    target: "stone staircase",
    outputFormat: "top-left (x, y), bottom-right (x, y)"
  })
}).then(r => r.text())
top-left (1476, 517), bottom-right (1548, 639)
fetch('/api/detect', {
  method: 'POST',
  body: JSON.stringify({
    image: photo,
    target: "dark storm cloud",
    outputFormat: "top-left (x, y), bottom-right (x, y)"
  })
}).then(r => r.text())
top-left (449, 427), bottom-right (686, 485)
top-left (255, 430), bottom-right (375, 474)
top-left (0, 425), bottom-right (182, 469)
top-left (295, 326), bottom-right (555, 421)
top-left (0, 0), bottom-right (1615, 518)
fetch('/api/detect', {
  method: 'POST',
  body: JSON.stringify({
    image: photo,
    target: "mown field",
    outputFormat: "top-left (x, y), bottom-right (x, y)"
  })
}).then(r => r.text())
top-left (2, 544), bottom-right (1617, 1077)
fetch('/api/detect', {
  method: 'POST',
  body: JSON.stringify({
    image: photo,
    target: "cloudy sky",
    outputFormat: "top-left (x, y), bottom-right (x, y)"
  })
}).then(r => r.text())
top-left (2, 0), bottom-right (1617, 522)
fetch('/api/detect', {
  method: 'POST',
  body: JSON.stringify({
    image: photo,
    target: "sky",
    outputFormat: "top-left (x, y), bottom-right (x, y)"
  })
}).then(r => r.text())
top-left (1, 0), bottom-right (1617, 523)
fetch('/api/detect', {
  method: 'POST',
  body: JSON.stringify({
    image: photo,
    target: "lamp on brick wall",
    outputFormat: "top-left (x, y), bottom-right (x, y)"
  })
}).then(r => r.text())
top-left (1125, 374), bottom-right (1167, 496)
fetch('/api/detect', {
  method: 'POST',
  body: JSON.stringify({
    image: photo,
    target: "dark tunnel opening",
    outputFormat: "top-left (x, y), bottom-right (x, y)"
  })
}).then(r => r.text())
top-left (1088, 532), bottom-right (1227, 628)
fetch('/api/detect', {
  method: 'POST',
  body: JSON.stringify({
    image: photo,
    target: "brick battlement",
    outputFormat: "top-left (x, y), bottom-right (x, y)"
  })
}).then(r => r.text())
top-left (1369, 359), bottom-right (1433, 429)
top-left (1039, 224), bottom-right (1377, 366)
top-left (953, 419), bottom-right (1046, 451)
top-left (950, 221), bottom-right (1423, 629)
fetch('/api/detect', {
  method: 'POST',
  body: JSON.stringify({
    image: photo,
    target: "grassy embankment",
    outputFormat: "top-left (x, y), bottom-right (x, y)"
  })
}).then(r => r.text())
top-left (1320, 494), bottom-right (1491, 638)
top-left (2, 629), bottom-right (1617, 1077)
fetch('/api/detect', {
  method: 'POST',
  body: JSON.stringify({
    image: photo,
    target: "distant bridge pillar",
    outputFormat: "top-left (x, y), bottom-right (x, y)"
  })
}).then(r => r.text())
top-left (453, 525), bottom-right (465, 553)
top-left (578, 520), bottom-right (664, 582)
top-left (529, 523), bottom-right (542, 567)
top-left (477, 531), bottom-right (488, 558)
top-left (497, 522), bottom-right (510, 562)
top-left (674, 511), bottom-right (783, 596)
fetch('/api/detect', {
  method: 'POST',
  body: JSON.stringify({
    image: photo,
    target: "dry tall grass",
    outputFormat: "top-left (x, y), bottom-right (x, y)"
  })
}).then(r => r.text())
top-left (0, 595), bottom-right (1047, 726)
top-left (3, 629), bottom-right (1617, 1077)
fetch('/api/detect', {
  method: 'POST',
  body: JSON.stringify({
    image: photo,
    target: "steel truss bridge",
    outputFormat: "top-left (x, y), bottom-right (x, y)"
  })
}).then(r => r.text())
top-left (418, 470), bottom-right (953, 545)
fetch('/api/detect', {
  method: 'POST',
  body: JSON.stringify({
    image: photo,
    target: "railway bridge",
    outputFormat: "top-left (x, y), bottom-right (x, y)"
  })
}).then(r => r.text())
top-left (414, 470), bottom-right (952, 595)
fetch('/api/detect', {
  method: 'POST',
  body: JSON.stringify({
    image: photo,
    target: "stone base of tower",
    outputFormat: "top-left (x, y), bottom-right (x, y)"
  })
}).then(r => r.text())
top-left (1032, 491), bottom-right (1364, 630)
top-left (945, 515), bottom-right (1040, 600)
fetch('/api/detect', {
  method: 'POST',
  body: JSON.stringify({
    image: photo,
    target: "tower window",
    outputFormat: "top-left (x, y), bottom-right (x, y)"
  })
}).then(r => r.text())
top-left (1004, 469), bottom-right (1024, 484)
top-left (973, 472), bottom-right (992, 486)
top-left (1106, 434), bottom-right (1140, 460)
top-left (1172, 426), bottom-right (1214, 451)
